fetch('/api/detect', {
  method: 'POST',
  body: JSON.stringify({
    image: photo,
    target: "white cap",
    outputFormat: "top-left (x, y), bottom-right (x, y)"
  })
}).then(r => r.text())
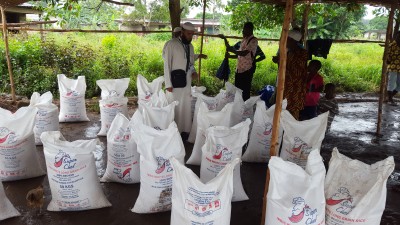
top-left (173, 27), bottom-right (182, 33)
top-left (288, 30), bottom-right (302, 41)
top-left (182, 22), bottom-right (196, 32)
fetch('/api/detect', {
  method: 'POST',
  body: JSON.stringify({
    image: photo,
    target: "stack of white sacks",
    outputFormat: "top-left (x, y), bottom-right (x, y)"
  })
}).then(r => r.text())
top-left (1, 75), bottom-right (395, 225)
top-left (29, 91), bottom-right (60, 145)
top-left (256, 103), bottom-right (394, 225)
top-left (0, 106), bottom-right (47, 220)
top-left (96, 78), bottom-right (130, 136)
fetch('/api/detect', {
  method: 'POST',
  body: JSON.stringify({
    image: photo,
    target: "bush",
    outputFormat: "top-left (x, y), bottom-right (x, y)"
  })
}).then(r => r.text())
top-left (0, 33), bottom-right (383, 98)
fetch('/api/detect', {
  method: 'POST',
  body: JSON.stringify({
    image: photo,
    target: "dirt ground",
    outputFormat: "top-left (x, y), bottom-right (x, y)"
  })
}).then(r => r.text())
top-left (0, 93), bottom-right (399, 225)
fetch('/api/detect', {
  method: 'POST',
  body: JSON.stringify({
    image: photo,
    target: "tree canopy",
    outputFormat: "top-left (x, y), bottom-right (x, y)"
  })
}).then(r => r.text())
top-left (226, 0), bottom-right (366, 39)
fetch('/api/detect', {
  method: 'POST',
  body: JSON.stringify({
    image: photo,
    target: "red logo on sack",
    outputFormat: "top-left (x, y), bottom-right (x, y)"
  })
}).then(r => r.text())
top-left (326, 187), bottom-right (354, 215)
top-left (0, 127), bottom-right (17, 144)
top-left (288, 197), bottom-right (318, 224)
top-left (155, 157), bottom-right (172, 174)
top-left (292, 137), bottom-right (311, 153)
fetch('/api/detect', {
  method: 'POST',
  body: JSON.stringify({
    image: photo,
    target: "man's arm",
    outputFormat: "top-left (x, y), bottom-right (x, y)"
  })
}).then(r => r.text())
top-left (194, 54), bottom-right (208, 61)
top-left (225, 51), bottom-right (238, 59)
top-left (218, 34), bottom-right (249, 56)
top-left (255, 46), bottom-right (266, 62)
top-left (162, 41), bottom-right (173, 92)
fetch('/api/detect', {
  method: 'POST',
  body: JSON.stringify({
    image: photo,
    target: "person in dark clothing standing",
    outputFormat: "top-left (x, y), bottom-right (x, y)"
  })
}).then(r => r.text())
top-left (218, 22), bottom-right (258, 101)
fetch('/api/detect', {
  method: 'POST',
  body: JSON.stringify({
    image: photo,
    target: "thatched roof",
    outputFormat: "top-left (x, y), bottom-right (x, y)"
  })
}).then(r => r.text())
top-left (252, 0), bottom-right (396, 7)
top-left (1, 0), bottom-right (396, 8)
top-left (0, 0), bottom-right (30, 8)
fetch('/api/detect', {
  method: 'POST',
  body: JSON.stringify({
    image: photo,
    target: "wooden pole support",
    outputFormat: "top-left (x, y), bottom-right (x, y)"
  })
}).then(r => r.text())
top-left (260, 0), bottom-right (293, 224)
top-left (1, 6), bottom-right (16, 103)
top-left (197, 0), bottom-right (207, 86)
top-left (376, 4), bottom-right (395, 136)
top-left (301, 1), bottom-right (312, 49)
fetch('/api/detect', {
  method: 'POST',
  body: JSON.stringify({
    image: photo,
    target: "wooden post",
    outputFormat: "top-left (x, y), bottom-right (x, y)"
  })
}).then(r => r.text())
top-left (301, 1), bottom-right (312, 49)
top-left (260, 0), bottom-right (293, 224)
top-left (1, 6), bottom-right (16, 103)
top-left (376, 4), bottom-right (395, 135)
top-left (197, 0), bottom-right (207, 86)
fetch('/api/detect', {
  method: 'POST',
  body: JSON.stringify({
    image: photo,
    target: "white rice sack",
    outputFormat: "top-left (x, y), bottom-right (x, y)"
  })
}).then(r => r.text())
top-left (96, 78), bottom-right (130, 99)
top-left (100, 113), bottom-right (140, 183)
top-left (265, 150), bottom-right (326, 225)
top-left (325, 148), bottom-right (395, 225)
top-left (147, 90), bottom-right (169, 107)
top-left (187, 102), bottom-right (233, 166)
top-left (280, 110), bottom-right (328, 169)
top-left (58, 74), bottom-right (89, 122)
top-left (188, 92), bottom-right (222, 143)
top-left (0, 182), bottom-right (20, 220)
top-left (170, 157), bottom-right (239, 225)
top-left (137, 75), bottom-right (164, 104)
top-left (0, 107), bottom-right (45, 181)
top-left (200, 119), bottom-right (251, 202)
top-left (216, 82), bottom-right (243, 111)
top-left (41, 131), bottom-right (111, 211)
top-left (242, 100), bottom-right (287, 163)
top-left (230, 94), bottom-right (259, 127)
top-left (138, 101), bottom-right (178, 130)
top-left (97, 97), bottom-right (129, 136)
top-left (131, 122), bottom-right (185, 213)
top-left (191, 86), bottom-right (206, 119)
top-left (29, 92), bottom-right (59, 145)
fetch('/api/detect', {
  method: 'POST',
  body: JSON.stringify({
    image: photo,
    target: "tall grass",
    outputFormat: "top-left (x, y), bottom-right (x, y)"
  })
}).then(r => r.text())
top-left (0, 32), bottom-right (383, 98)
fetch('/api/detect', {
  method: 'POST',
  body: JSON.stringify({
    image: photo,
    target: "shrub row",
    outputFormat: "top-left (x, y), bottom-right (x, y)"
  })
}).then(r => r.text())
top-left (0, 32), bottom-right (383, 98)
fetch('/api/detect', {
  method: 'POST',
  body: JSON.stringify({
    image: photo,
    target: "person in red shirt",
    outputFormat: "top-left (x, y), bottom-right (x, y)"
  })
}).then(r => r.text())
top-left (300, 60), bottom-right (324, 120)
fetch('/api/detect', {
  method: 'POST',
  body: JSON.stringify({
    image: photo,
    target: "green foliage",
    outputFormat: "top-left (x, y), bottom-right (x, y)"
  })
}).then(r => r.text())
top-left (0, 33), bottom-right (383, 99)
top-left (367, 16), bottom-right (388, 30)
top-left (144, 31), bottom-right (172, 42)
top-left (226, 0), bottom-right (366, 39)
top-left (33, 0), bottom-right (122, 29)
top-left (226, 0), bottom-right (284, 32)
top-left (123, 0), bottom-right (189, 29)
top-left (307, 3), bottom-right (366, 39)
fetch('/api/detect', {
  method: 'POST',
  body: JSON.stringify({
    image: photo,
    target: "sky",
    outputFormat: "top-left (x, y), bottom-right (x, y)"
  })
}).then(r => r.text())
top-left (364, 5), bottom-right (377, 20)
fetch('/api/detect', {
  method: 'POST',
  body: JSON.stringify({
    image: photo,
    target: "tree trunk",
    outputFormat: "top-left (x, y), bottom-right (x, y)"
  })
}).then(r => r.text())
top-left (169, 0), bottom-right (181, 36)
top-left (393, 14), bottom-right (399, 40)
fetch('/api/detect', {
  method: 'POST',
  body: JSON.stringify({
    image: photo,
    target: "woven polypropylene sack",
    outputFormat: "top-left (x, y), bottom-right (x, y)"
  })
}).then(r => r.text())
top-left (97, 97), bottom-right (129, 136)
top-left (242, 100), bottom-right (287, 163)
top-left (100, 113), bottom-right (140, 184)
top-left (96, 78), bottom-right (130, 99)
top-left (29, 91), bottom-right (59, 145)
top-left (325, 148), bottom-right (394, 225)
top-left (187, 102), bottom-right (233, 166)
top-left (131, 122), bottom-right (185, 213)
top-left (0, 181), bottom-right (20, 220)
top-left (0, 107), bottom-right (45, 181)
top-left (265, 150), bottom-right (326, 225)
top-left (58, 74), bottom-right (89, 122)
top-left (280, 111), bottom-right (328, 169)
top-left (170, 158), bottom-right (239, 225)
top-left (200, 119), bottom-right (250, 202)
top-left (41, 131), bottom-right (111, 211)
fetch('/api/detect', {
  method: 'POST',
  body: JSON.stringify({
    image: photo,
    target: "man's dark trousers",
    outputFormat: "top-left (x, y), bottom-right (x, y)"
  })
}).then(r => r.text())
top-left (235, 69), bottom-right (254, 101)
